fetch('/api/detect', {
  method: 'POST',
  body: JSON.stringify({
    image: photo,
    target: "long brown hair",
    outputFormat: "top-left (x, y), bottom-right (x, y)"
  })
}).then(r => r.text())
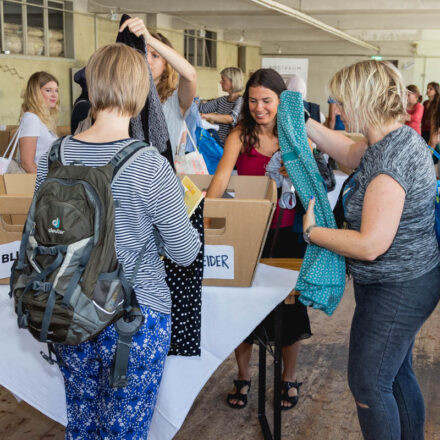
top-left (21, 71), bottom-right (59, 131)
top-left (150, 32), bottom-right (178, 103)
top-left (239, 68), bottom-right (286, 155)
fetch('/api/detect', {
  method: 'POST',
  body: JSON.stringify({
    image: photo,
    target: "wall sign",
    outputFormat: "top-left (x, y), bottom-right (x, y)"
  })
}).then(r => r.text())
top-left (261, 57), bottom-right (309, 85)
top-left (0, 241), bottom-right (20, 279)
top-left (203, 245), bottom-right (234, 280)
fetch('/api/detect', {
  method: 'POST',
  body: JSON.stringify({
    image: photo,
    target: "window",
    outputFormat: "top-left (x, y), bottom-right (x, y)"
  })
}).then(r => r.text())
top-left (184, 29), bottom-right (217, 68)
top-left (0, 0), bottom-right (73, 58)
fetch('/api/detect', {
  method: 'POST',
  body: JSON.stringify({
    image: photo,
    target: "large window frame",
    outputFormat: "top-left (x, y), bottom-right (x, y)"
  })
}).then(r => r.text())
top-left (0, 0), bottom-right (73, 58)
top-left (184, 29), bottom-right (217, 68)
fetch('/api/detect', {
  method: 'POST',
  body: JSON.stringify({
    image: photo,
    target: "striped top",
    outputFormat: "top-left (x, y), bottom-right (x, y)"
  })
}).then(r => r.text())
top-left (36, 137), bottom-right (201, 314)
top-left (199, 96), bottom-right (243, 146)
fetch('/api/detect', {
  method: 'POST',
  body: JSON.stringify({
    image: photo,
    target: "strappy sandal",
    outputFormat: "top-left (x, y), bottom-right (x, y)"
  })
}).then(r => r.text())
top-left (226, 379), bottom-right (251, 409)
top-left (280, 381), bottom-right (302, 411)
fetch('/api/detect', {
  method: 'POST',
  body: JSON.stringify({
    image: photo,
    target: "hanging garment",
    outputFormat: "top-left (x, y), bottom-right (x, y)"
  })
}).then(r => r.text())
top-left (117, 14), bottom-right (203, 354)
top-left (116, 14), bottom-right (174, 168)
top-left (277, 90), bottom-right (346, 316)
top-left (165, 200), bottom-right (204, 356)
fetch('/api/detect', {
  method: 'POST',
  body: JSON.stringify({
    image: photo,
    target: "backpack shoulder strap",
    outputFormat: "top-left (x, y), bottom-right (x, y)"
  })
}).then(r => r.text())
top-left (48, 135), bottom-right (72, 168)
top-left (109, 140), bottom-right (159, 183)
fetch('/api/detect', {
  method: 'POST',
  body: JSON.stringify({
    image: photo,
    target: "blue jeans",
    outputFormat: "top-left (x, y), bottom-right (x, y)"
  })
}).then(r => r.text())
top-left (348, 265), bottom-right (440, 440)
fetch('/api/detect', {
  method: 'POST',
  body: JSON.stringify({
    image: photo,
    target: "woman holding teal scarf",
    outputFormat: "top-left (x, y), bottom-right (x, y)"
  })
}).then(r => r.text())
top-left (303, 60), bottom-right (440, 440)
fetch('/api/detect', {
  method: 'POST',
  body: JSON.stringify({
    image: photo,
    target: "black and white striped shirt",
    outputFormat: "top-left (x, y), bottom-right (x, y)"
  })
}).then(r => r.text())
top-left (36, 137), bottom-right (201, 314)
top-left (199, 96), bottom-right (243, 146)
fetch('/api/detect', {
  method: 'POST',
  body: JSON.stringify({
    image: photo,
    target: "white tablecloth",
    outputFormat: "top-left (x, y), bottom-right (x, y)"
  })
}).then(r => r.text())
top-left (0, 263), bottom-right (298, 439)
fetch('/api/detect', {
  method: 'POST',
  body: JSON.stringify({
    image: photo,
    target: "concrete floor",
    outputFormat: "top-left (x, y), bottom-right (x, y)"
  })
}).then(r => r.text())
top-left (1, 281), bottom-right (440, 439)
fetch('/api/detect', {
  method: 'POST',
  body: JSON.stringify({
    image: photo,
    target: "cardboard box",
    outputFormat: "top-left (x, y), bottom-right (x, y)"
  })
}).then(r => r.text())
top-left (186, 175), bottom-right (277, 287)
top-left (0, 173), bottom-right (36, 225)
top-left (0, 194), bottom-right (32, 285)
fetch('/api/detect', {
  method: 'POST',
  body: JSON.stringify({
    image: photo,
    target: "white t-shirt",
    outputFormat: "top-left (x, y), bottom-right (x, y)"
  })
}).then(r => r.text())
top-left (161, 89), bottom-right (189, 160)
top-left (18, 112), bottom-right (57, 166)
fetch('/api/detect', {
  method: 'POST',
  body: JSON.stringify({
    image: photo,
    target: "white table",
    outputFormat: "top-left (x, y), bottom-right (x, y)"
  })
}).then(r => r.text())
top-left (0, 263), bottom-right (298, 439)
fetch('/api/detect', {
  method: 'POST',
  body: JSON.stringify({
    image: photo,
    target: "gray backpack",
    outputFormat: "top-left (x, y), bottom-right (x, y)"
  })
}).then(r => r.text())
top-left (10, 136), bottom-right (158, 387)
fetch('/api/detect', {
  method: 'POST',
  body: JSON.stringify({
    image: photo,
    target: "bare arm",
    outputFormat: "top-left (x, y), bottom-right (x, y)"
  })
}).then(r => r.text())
top-left (120, 17), bottom-right (196, 116)
top-left (304, 174), bottom-right (405, 261)
top-left (429, 129), bottom-right (440, 148)
top-left (205, 129), bottom-right (242, 198)
top-left (201, 113), bottom-right (233, 124)
top-left (326, 103), bottom-right (336, 129)
top-left (19, 137), bottom-right (38, 173)
top-left (306, 118), bottom-right (368, 169)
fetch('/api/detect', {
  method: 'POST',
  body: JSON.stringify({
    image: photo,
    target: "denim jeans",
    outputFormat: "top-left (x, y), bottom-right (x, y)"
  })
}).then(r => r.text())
top-left (348, 264), bottom-right (440, 440)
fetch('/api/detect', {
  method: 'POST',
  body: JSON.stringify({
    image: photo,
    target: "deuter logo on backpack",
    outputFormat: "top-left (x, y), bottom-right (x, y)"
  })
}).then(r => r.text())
top-left (48, 217), bottom-right (64, 235)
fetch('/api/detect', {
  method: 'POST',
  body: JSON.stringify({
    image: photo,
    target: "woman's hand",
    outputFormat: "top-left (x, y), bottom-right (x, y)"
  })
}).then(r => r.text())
top-left (279, 160), bottom-right (288, 177)
top-left (201, 113), bottom-right (214, 121)
top-left (303, 196), bottom-right (316, 232)
top-left (119, 17), bottom-right (151, 42)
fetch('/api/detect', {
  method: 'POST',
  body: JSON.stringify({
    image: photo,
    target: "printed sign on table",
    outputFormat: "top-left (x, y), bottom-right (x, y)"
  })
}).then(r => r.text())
top-left (203, 245), bottom-right (234, 279)
top-left (0, 241), bottom-right (20, 279)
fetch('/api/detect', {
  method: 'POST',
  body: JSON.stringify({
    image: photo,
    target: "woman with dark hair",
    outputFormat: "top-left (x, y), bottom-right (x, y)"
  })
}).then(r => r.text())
top-left (421, 81), bottom-right (440, 142)
top-left (206, 68), bottom-right (311, 411)
top-left (405, 85), bottom-right (424, 135)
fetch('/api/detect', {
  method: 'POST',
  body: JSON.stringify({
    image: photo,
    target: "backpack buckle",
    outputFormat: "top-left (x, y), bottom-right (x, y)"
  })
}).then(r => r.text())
top-left (18, 311), bottom-right (29, 329)
top-left (32, 281), bottom-right (52, 292)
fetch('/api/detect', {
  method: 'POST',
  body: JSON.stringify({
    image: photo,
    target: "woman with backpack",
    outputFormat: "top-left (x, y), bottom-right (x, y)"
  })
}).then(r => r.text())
top-left (303, 60), bottom-right (440, 440)
top-left (34, 43), bottom-right (201, 439)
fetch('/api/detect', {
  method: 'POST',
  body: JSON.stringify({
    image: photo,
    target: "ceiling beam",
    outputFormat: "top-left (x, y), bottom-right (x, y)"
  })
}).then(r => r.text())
top-left (246, 0), bottom-right (380, 51)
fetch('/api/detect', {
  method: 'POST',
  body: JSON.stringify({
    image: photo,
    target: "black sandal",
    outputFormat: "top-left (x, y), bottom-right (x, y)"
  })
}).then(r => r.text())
top-left (226, 379), bottom-right (251, 409)
top-left (280, 381), bottom-right (302, 410)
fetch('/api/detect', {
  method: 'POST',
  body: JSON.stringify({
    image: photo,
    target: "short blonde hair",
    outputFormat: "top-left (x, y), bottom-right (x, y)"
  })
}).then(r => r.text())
top-left (21, 71), bottom-right (59, 132)
top-left (86, 43), bottom-right (149, 117)
top-left (329, 60), bottom-right (407, 134)
top-left (221, 67), bottom-right (244, 93)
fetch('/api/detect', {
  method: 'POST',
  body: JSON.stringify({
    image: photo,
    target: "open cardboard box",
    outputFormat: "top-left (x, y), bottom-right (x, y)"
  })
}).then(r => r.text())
top-left (0, 194), bottom-right (32, 284)
top-left (186, 175), bottom-right (277, 287)
top-left (0, 173), bottom-right (36, 225)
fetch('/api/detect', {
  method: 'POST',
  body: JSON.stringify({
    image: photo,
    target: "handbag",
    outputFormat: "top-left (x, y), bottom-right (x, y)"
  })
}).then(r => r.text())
top-left (174, 126), bottom-right (209, 175)
top-left (0, 126), bottom-right (23, 175)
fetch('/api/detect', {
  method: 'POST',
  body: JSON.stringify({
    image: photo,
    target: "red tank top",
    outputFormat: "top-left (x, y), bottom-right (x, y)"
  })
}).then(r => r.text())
top-left (236, 148), bottom-right (295, 229)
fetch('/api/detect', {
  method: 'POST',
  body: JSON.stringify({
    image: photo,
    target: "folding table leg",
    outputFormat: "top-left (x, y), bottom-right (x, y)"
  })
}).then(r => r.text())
top-left (258, 326), bottom-right (273, 439)
top-left (273, 304), bottom-right (283, 440)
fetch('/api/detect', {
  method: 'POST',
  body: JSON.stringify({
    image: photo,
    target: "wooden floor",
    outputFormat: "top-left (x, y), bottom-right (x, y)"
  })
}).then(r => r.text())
top-left (1, 281), bottom-right (440, 440)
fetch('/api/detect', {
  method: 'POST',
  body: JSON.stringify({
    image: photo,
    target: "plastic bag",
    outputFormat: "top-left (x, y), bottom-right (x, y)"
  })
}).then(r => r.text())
top-left (195, 127), bottom-right (224, 175)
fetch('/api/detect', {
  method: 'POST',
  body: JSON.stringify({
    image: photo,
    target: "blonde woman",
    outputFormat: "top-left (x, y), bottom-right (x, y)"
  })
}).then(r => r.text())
top-left (303, 60), bottom-right (440, 439)
top-left (18, 71), bottom-right (59, 173)
top-left (120, 17), bottom-right (197, 160)
top-left (199, 67), bottom-right (244, 146)
top-left (35, 43), bottom-right (201, 439)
